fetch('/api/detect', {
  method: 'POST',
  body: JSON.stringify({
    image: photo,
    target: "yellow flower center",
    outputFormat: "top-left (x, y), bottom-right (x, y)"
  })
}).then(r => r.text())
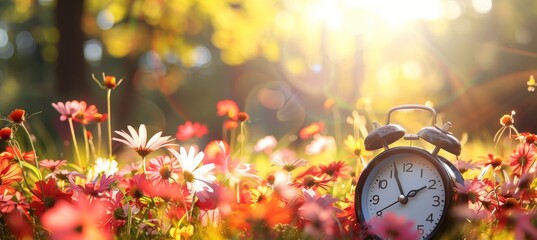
top-left (183, 171), bottom-right (195, 183)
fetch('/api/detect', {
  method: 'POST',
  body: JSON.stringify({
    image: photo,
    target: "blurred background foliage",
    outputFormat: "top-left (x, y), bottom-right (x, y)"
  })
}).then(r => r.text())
top-left (0, 0), bottom-right (536, 159)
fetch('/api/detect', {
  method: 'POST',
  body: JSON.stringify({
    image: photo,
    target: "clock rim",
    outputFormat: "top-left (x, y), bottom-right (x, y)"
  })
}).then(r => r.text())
top-left (354, 146), bottom-right (456, 240)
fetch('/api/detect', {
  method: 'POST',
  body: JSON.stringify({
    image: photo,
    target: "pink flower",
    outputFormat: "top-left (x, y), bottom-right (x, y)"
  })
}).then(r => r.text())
top-left (253, 135), bottom-right (277, 153)
top-left (215, 141), bottom-right (260, 184)
top-left (146, 155), bottom-right (181, 183)
top-left (101, 190), bottom-right (137, 231)
top-left (41, 198), bottom-right (112, 240)
top-left (509, 143), bottom-right (536, 177)
top-left (299, 202), bottom-right (337, 239)
top-left (72, 101), bottom-right (98, 125)
top-left (305, 134), bottom-right (336, 155)
top-left (512, 210), bottom-right (537, 239)
top-left (39, 159), bottom-right (68, 172)
top-left (176, 121), bottom-right (209, 141)
top-left (302, 188), bottom-right (342, 214)
top-left (69, 175), bottom-right (118, 198)
top-left (52, 100), bottom-right (82, 121)
top-left (454, 178), bottom-right (491, 204)
top-left (270, 149), bottom-right (308, 172)
top-left (367, 213), bottom-right (420, 240)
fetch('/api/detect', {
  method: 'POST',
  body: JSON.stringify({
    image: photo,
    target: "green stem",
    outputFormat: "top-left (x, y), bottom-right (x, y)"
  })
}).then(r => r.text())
top-left (82, 125), bottom-right (90, 168)
top-left (332, 105), bottom-right (342, 160)
top-left (97, 122), bottom-right (102, 156)
top-left (142, 156), bottom-right (147, 174)
top-left (240, 121), bottom-right (245, 161)
top-left (107, 89), bottom-right (113, 157)
top-left (10, 141), bottom-right (34, 195)
top-left (236, 180), bottom-right (240, 204)
top-left (68, 117), bottom-right (82, 166)
top-left (20, 123), bottom-right (40, 176)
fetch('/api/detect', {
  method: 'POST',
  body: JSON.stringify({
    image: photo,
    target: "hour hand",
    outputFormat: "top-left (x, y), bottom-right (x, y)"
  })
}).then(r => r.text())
top-left (393, 162), bottom-right (404, 195)
top-left (406, 186), bottom-right (427, 198)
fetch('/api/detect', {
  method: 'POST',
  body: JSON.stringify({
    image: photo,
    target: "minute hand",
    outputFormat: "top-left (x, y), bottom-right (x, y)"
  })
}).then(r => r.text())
top-left (406, 186), bottom-right (427, 198)
top-left (393, 162), bottom-right (405, 195)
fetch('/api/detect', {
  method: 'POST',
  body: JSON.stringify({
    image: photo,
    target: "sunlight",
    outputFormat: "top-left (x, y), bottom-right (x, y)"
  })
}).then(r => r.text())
top-left (360, 0), bottom-right (444, 26)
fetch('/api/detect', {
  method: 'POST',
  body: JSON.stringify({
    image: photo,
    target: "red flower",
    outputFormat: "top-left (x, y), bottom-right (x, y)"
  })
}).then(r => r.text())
top-left (41, 198), bottom-right (112, 240)
top-left (517, 132), bottom-right (537, 144)
top-left (8, 109), bottom-right (26, 124)
top-left (509, 143), bottom-right (536, 176)
top-left (30, 178), bottom-right (73, 217)
top-left (299, 122), bottom-right (324, 140)
top-left (237, 112), bottom-right (249, 122)
top-left (175, 121), bottom-right (209, 141)
top-left (217, 99), bottom-right (239, 120)
top-left (0, 127), bottom-right (13, 141)
top-left (319, 161), bottom-right (352, 179)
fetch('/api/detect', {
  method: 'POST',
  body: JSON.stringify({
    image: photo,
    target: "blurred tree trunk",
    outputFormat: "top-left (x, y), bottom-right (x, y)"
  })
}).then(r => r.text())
top-left (55, 0), bottom-right (88, 98)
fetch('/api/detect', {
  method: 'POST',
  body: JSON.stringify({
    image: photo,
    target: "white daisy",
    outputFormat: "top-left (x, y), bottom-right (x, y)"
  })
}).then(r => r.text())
top-left (169, 146), bottom-right (216, 193)
top-left (113, 124), bottom-right (177, 157)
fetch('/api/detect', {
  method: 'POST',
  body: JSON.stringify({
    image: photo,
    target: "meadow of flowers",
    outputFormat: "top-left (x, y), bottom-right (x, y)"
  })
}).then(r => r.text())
top-left (0, 74), bottom-right (536, 240)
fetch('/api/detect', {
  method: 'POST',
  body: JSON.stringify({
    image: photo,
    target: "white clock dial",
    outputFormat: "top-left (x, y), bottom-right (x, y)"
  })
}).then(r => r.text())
top-left (361, 153), bottom-right (446, 239)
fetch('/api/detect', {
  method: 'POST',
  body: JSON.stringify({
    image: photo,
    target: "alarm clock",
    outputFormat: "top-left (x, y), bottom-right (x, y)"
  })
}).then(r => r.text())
top-left (354, 105), bottom-right (464, 240)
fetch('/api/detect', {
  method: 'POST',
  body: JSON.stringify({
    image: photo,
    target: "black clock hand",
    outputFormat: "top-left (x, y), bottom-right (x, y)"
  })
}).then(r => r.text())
top-left (406, 186), bottom-right (427, 198)
top-left (375, 199), bottom-right (399, 216)
top-left (376, 194), bottom-right (409, 216)
top-left (393, 162), bottom-right (405, 195)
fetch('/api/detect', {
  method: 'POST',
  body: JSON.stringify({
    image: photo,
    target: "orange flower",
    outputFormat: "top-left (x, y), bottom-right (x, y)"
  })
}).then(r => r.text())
top-left (0, 160), bottom-right (22, 194)
top-left (0, 146), bottom-right (35, 163)
top-left (223, 120), bottom-right (239, 130)
top-left (92, 73), bottom-right (124, 90)
top-left (229, 198), bottom-right (292, 232)
top-left (299, 122), bottom-right (324, 140)
top-left (217, 100), bottom-right (239, 120)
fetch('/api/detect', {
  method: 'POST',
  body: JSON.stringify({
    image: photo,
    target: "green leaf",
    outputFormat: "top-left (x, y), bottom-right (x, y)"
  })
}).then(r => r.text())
top-left (19, 160), bottom-right (42, 179)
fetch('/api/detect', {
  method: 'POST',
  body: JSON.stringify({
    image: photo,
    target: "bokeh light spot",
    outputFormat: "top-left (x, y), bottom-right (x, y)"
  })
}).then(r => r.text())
top-left (97, 10), bottom-right (115, 31)
top-left (16, 31), bottom-right (36, 56)
top-left (402, 61), bottom-right (423, 80)
top-left (0, 28), bottom-right (8, 48)
top-left (443, 0), bottom-right (462, 20)
top-left (192, 46), bottom-right (212, 68)
top-left (515, 27), bottom-right (532, 45)
top-left (84, 39), bottom-right (103, 63)
top-left (472, 0), bottom-right (492, 14)
top-left (258, 88), bottom-right (285, 110)
top-left (41, 44), bottom-right (57, 62)
top-left (0, 42), bottom-right (14, 59)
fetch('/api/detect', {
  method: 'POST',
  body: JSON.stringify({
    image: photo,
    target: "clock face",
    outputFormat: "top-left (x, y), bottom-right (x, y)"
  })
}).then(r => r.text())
top-left (358, 150), bottom-right (449, 239)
